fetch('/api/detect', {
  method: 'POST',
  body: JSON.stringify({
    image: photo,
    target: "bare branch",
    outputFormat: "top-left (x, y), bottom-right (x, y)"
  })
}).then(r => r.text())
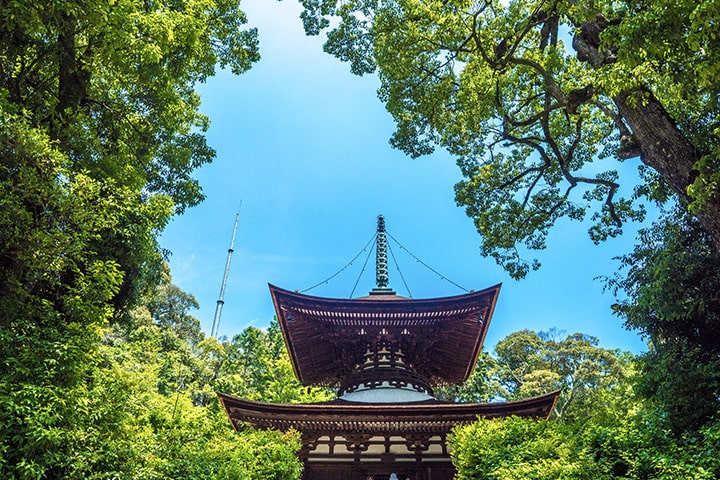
top-left (520, 170), bottom-right (545, 210)
top-left (508, 57), bottom-right (566, 103)
top-left (470, 8), bottom-right (494, 66)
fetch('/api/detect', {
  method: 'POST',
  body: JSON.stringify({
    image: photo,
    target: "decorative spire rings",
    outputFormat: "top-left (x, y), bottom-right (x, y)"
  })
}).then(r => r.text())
top-left (376, 215), bottom-right (389, 289)
top-left (370, 214), bottom-right (396, 295)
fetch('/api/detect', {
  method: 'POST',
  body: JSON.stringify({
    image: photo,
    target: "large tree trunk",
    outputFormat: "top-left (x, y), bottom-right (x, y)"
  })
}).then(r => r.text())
top-left (56, 13), bottom-right (91, 118)
top-left (613, 89), bottom-right (720, 252)
top-left (614, 88), bottom-right (699, 197)
top-left (574, 23), bottom-right (720, 252)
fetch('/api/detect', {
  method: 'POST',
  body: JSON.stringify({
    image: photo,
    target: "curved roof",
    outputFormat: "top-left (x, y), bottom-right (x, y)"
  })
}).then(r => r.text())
top-left (218, 390), bottom-right (559, 434)
top-left (269, 284), bottom-right (502, 387)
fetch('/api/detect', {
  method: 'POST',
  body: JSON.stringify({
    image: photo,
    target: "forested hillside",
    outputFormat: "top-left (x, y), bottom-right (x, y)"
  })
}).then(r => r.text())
top-left (448, 322), bottom-right (720, 479)
top-left (1, 252), bottom-right (309, 478)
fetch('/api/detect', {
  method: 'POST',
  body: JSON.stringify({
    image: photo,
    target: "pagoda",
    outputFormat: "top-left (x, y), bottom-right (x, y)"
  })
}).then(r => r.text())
top-left (219, 216), bottom-right (559, 480)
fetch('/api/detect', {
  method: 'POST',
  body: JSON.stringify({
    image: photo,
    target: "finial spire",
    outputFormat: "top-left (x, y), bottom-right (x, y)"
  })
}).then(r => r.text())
top-left (376, 215), bottom-right (389, 289)
top-left (371, 214), bottom-right (395, 295)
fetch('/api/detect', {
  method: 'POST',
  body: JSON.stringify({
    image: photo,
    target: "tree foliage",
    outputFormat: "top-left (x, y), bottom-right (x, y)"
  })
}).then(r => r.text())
top-left (0, 1), bottom-right (267, 475)
top-left (450, 338), bottom-right (720, 479)
top-left (1, 0), bottom-right (260, 311)
top-left (608, 207), bottom-right (720, 432)
top-left (450, 412), bottom-right (720, 480)
top-left (0, 114), bottom-right (150, 479)
top-left (214, 320), bottom-right (333, 404)
top-left (294, 0), bottom-right (720, 276)
top-left (490, 329), bottom-right (631, 422)
top-left (451, 416), bottom-right (604, 480)
top-left (437, 328), bottom-right (633, 427)
top-left (448, 318), bottom-right (720, 479)
top-left (435, 351), bottom-right (498, 403)
top-left (1, 0), bottom-right (258, 212)
top-left (1, 262), bottom-right (304, 479)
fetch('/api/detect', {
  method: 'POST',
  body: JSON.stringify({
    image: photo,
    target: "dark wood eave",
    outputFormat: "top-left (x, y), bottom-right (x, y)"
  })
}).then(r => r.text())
top-left (269, 284), bottom-right (502, 387)
top-left (218, 390), bottom-right (560, 434)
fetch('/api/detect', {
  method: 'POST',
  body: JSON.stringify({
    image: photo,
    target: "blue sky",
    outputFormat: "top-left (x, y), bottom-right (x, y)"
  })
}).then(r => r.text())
top-left (160, 0), bottom-right (648, 353)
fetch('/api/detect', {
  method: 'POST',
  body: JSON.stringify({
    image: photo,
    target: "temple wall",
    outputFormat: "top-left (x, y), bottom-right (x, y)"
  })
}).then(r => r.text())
top-left (302, 462), bottom-right (456, 480)
top-left (305, 434), bottom-right (449, 463)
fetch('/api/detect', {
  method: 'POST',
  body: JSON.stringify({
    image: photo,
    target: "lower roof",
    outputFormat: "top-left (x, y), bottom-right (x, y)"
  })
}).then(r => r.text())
top-left (218, 391), bottom-right (559, 435)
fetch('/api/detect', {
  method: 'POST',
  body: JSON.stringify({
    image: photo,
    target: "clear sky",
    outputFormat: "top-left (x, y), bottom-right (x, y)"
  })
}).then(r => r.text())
top-left (160, 0), bottom-right (648, 354)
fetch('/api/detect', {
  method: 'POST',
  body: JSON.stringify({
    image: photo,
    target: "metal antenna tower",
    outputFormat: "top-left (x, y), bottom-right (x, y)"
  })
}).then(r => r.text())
top-left (211, 206), bottom-right (241, 338)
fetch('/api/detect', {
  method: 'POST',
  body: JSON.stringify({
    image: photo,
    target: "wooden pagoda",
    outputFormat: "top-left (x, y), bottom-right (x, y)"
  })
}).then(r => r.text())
top-left (219, 216), bottom-right (559, 480)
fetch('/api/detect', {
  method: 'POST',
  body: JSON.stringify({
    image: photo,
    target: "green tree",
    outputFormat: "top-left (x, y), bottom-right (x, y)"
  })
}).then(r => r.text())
top-left (450, 416), bottom-right (605, 480)
top-left (147, 263), bottom-right (204, 348)
top-left (1, 184), bottom-right (303, 478)
top-left (450, 411), bottom-right (720, 480)
top-left (608, 208), bottom-right (720, 432)
top-left (61, 273), bottom-right (303, 479)
top-left (294, 0), bottom-right (720, 276)
top-left (120, 264), bottom-right (221, 410)
top-left (492, 329), bottom-right (631, 422)
top-left (0, 0), bottom-right (260, 475)
top-left (448, 328), bottom-right (720, 478)
top-left (215, 320), bottom-right (333, 403)
top-left (435, 351), bottom-right (498, 402)
top-left (1, 0), bottom-right (259, 309)
top-left (0, 115), bottom-right (143, 479)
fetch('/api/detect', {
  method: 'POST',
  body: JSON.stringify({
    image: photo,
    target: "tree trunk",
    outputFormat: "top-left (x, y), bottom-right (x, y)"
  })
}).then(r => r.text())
top-left (614, 91), bottom-right (720, 253)
top-left (56, 13), bottom-right (90, 118)
top-left (614, 88), bottom-right (699, 196)
top-left (574, 22), bottom-right (720, 252)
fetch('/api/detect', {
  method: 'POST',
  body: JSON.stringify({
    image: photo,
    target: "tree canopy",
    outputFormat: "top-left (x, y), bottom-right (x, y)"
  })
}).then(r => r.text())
top-left (1, 0), bottom-right (258, 212)
top-left (294, 0), bottom-right (720, 277)
top-left (437, 328), bottom-right (634, 425)
top-left (1, 259), bottom-right (306, 479)
top-left (450, 413), bottom-right (720, 480)
top-left (607, 207), bottom-right (720, 431)
top-left (1, 0), bottom-right (260, 311)
top-left (449, 327), bottom-right (720, 479)
top-left (1, 0), bottom-right (264, 477)
top-left (492, 329), bottom-right (631, 422)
